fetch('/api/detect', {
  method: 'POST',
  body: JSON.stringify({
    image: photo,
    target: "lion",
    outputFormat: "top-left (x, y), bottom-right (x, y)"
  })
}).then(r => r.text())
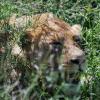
top-left (3, 13), bottom-right (85, 98)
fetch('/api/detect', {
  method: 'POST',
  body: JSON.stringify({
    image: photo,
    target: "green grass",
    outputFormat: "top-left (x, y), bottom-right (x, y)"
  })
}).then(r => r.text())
top-left (0, 0), bottom-right (100, 100)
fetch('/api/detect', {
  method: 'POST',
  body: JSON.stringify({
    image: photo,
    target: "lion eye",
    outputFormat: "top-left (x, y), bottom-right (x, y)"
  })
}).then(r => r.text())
top-left (50, 41), bottom-right (63, 53)
top-left (52, 41), bottom-right (62, 45)
top-left (73, 36), bottom-right (85, 50)
top-left (73, 36), bottom-right (81, 43)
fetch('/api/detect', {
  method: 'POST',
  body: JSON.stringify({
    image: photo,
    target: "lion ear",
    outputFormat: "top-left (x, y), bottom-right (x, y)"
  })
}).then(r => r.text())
top-left (71, 24), bottom-right (82, 36)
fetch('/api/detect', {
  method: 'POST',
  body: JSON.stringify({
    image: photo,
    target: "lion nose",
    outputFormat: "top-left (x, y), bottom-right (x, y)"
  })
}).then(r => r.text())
top-left (70, 55), bottom-right (85, 65)
top-left (70, 58), bottom-right (80, 64)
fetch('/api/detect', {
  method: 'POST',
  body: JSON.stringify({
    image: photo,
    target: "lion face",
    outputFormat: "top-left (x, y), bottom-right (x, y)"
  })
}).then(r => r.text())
top-left (25, 25), bottom-right (85, 85)
top-left (61, 25), bottom-right (85, 72)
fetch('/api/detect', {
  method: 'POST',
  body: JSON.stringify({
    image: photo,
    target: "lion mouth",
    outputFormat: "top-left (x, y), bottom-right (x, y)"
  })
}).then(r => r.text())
top-left (60, 63), bottom-right (85, 73)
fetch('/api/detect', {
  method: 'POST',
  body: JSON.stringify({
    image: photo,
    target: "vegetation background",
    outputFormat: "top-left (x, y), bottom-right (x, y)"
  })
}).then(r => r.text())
top-left (0, 0), bottom-right (100, 100)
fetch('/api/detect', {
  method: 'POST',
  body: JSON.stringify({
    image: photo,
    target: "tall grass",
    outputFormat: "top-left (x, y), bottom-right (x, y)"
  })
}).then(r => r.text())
top-left (0, 0), bottom-right (100, 100)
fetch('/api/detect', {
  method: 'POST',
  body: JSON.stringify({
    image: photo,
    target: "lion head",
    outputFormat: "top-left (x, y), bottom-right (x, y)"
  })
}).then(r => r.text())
top-left (15, 13), bottom-right (85, 85)
top-left (11, 13), bottom-right (85, 85)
